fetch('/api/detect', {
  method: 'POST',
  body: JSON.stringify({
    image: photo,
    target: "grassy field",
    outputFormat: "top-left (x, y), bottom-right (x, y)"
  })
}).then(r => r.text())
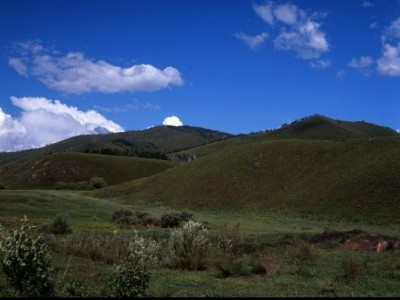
top-left (1, 189), bottom-right (400, 297)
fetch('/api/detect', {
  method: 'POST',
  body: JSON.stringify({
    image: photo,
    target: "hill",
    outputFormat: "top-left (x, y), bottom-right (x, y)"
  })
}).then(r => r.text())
top-left (172, 115), bottom-right (399, 161)
top-left (266, 115), bottom-right (398, 140)
top-left (0, 125), bottom-right (233, 166)
top-left (103, 136), bottom-right (400, 224)
top-left (0, 152), bottom-right (176, 189)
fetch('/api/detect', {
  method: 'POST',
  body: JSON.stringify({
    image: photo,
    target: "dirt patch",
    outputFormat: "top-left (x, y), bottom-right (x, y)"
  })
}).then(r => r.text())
top-left (309, 229), bottom-right (400, 252)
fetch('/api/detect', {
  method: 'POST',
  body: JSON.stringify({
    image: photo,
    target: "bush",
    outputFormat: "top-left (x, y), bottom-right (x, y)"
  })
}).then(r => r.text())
top-left (112, 209), bottom-right (136, 225)
top-left (0, 183), bottom-right (5, 190)
top-left (140, 215), bottom-right (160, 227)
top-left (40, 215), bottom-right (72, 235)
top-left (215, 222), bottom-right (242, 256)
top-left (214, 254), bottom-right (253, 278)
top-left (168, 220), bottom-right (209, 270)
top-left (111, 209), bottom-right (163, 227)
top-left (161, 210), bottom-right (194, 228)
top-left (43, 232), bottom-right (129, 265)
top-left (112, 231), bottom-right (160, 297)
top-left (0, 216), bottom-right (54, 297)
top-left (55, 181), bottom-right (68, 190)
top-left (90, 176), bottom-right (107, 189)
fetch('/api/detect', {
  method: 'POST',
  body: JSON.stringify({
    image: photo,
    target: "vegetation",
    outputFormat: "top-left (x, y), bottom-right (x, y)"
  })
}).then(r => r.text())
top-left (111, 231), bottom-right (160, 297)
top-left (0, 216), bottom-right (53, 297)
top-left (0, 115), bottom-right (400, 297)
top-left (168, 220), bottom-right (209, 271)
top-left (40, 215), bottom-right (72, 235)
top-left (0, 152), bottom-right (175, 189)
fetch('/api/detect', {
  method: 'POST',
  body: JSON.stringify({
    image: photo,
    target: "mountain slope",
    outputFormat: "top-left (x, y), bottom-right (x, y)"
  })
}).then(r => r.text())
top-left (172, 115), bottom-right (399, 161)
top-left (0, 152), bottom-right (176, 189)
top-left (0, 125), bottom-right (233, 166)
top-left (105, 136), bottom-right (400, 224)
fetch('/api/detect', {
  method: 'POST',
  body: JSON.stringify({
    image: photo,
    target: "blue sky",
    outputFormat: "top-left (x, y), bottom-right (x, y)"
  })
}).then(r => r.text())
top-left (1, 0), bottom-right (400, 151)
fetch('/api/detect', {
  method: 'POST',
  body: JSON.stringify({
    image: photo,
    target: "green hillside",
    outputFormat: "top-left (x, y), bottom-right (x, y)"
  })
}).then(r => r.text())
top-left (172, 115), bottom-right (399, 161)
top-left (105, 136), bottom-right (400, 224)
top-left (267, 115), bottom-right (398, 140)
top-left (0, 125), bottom-right (233, 166)
top-left (0, 152), bottom-right (176, 189)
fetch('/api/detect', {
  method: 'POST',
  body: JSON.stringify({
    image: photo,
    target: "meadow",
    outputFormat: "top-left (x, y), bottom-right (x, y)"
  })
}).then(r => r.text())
top-left (1, 189), bottom-right (400, 297)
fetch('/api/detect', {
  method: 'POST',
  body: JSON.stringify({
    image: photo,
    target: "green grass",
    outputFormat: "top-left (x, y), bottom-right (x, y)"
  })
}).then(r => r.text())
top-left (1, 190), bottom-right (400, 297)
top-left (101, 137), bottom-right (400, 225)
top-left (0, 152), bottom-right (176, 189)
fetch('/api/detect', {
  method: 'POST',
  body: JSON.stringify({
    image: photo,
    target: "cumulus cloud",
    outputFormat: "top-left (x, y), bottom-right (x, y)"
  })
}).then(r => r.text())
top-left (348, 56), bottom-right (374, 75)
top-left (9, 41), bottom-right (183, 94)
top-left (252, 1), bottom-right (329, 61)
top-left (0, 96), bottom-right (124, 152)
top-left (377, 43), bottom-right (400, 76)
top-left (376, 18), bottom-right (400, 76)
top-left (162, 116), bottom-right (183, 127)
top-left (235, 32), bottom-right (268, 50)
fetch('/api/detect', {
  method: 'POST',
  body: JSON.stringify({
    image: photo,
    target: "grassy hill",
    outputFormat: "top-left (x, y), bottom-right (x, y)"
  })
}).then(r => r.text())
top-left (103, 136), bottom-right (400, 224)
top-left (172, 115), bottom-right (399, 161)
top-left (0, 152), bottom-right (176, 189)
top-left (266, 115), bottom-right (398, 140)
top-left (0, 125), bottom-right (233, 166)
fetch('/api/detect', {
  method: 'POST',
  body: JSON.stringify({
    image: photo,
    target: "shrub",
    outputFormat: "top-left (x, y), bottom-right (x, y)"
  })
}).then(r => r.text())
top-left (62, 279), bottom-right (87, 297)
top-left (55, 181), bottom-right (68, 190)
top-left (168, 220), bottom-right (209, 270)
top-left (112, 209), bottom-right (136, 225)
top-left (112, 231), bottom-right (160, 297)
top-left (140, 215), bottom-right (160, 227)
top-left (251, 251), bottom-right (279, 278)
top-left (161, 210), bottom-right (194, 228)
top-left (40, 215), bottom-right (72, 235)
top-left (43, 232), bottom-right (129, 265)
top-left (0, 183), bottom-right (5, 190)
top-left (0, 216), bottom-right (54, 297)
top-left (215, 222), bottom-right (242, 256)
top-left (90, 176), bottom-right (107, 189)
top-left (214, 254), bottom-right (253, 278)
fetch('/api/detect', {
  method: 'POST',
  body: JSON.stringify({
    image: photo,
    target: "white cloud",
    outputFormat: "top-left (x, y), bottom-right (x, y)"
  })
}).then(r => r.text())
top-left (8, 58), bottom-right (28, 76)
top-left (348, 56), bottom-right (374, 75)
top-left (386, 18), bottom-right (400, 40)
top-left (274, 20), bottom-right (329, 59)
top-left (376, 43), bottom-right (400, 76)
top-left (369, 22), bottom-right (378, 29)
top-left (376, 18), bottom-right (400, 77)
top-left (0, 96), bottom-right (124, 152)
top-left (362, 1), bottom-right (373, 8)
top-left (9, 41), bottom-right (183, 94)
top-left (310, 59), bottom-right (331, 69)
top-left (162, 116), bottom-right (183, 127)
top-left (273, 4), bottom-right (299, 25)
top-left (253, 2), bottom-right (274, 25)
top-left (253, 2), bottom-right (329, 60)
top-left (235, 32), bottom-right (268, 50)
top-left (94, 99), bottom-right (160, 113)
